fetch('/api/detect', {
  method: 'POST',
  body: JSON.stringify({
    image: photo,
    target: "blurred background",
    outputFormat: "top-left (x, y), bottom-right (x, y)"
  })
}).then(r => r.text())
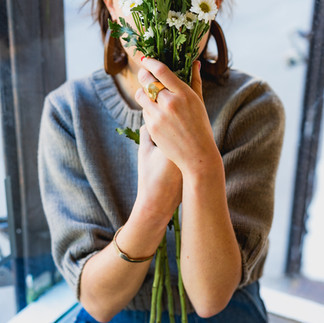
top-left (0, 0), bottom-right (323, 322)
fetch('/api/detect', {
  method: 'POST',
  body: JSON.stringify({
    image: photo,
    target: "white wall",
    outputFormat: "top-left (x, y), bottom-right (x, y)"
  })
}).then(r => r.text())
top-left (64, 0), bottom-right (103, 80)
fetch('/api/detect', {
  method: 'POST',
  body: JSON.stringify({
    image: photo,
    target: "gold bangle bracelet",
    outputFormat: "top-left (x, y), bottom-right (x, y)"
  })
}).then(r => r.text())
top-left (113, 226), bottom-right (155, 263)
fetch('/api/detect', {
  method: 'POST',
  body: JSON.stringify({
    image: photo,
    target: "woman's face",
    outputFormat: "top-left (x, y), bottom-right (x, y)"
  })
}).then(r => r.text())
top-left (104, 0), bottom-right (211, 70)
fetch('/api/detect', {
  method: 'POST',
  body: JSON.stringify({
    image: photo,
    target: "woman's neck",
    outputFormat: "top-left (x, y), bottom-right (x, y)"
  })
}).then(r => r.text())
top-left (113, 61), bottom-right (143, 111)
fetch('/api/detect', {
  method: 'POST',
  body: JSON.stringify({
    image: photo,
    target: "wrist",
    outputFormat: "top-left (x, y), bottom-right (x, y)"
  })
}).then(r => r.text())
top-left (115, 204), bottom-right (168, 260)
top-left (132, 198), bottom-right (172, 230)
top-left (181, 148), bottom-right (224, 182)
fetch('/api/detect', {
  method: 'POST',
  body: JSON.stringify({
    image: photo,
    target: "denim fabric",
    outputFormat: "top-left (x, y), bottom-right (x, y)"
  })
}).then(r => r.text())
top-left (74, 281), bottom-right (267, 323)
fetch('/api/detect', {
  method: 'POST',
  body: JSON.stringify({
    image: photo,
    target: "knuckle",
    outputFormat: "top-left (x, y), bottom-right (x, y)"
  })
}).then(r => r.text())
top-left (158, 111), bottom-right (167, 124)
top-left (165, 99), bottom-right (177, 113)
top-left (138, 68), bottom-right (151, 84)
top-left (150, 121), bottom-right (158, 135)
top-left (163, 94), bottom-right (180, 113)
top-left (154, 65), bottom-right (168, 79)
top-left (151, 114), bottom-right (164, 133)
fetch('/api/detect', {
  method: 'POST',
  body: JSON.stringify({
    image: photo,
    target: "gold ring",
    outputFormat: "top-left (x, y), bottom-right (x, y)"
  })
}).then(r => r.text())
top-left (145, 81), bottom-right (165, 102)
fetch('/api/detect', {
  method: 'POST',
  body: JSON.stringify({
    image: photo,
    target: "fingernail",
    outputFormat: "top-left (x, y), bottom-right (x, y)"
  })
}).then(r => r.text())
top-left (141, 56), bottom-right (145, 62)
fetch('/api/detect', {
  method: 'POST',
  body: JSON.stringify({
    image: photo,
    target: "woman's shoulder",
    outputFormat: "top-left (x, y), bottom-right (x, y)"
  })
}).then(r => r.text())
top-left (40, 69), bottom-right (111, 137)
top-left (203, 69), bottom-right (285, 152)
top-left (203, 69), bottom-right (282, 105)
top-left (45, 69), bottom-right (112, 109)
top-left (203, 69), bottom-right (285, 123)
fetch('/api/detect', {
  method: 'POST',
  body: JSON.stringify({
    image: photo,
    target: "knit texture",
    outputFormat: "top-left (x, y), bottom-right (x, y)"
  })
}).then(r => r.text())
top-left (38, 68), bottom-right (285, 314)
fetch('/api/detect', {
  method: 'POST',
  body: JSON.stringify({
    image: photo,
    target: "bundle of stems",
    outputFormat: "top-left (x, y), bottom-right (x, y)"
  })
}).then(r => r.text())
top-left (149, 208), bottom-right (187, 323)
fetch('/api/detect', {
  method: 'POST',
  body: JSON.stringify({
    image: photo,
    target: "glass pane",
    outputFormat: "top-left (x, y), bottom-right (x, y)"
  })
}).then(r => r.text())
top-left (302, 121), bottom-right (324, 282)
top-left (0, 108), bottom-right (15, 322)
top-left (0, 121), bottom-right (7, 220)
top-left (1, 1), bottom-right (66, 320)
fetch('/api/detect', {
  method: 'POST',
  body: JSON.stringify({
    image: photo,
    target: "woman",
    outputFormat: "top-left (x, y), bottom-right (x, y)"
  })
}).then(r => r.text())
top-left (38, 0), bottom-right (285, 322)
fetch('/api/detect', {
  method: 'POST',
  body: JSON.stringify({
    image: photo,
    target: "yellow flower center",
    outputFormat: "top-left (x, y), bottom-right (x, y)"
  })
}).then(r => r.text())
top-left (199, 2), bottom-right (210, 13)
top-left (130, 2), bottom-right (136, 8)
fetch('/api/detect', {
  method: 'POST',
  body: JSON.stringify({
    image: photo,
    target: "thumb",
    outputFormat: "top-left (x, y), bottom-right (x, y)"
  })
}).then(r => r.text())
top-left (191, 60), bottom-right (204, 102)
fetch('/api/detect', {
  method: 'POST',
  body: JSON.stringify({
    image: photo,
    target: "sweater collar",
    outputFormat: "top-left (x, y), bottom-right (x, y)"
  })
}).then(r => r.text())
top-left (91, 68), bottom-right (143, 130)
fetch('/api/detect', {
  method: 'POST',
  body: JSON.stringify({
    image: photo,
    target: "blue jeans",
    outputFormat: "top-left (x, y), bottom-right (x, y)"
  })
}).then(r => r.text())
top-left (75, 281), bottom-right (267, 323)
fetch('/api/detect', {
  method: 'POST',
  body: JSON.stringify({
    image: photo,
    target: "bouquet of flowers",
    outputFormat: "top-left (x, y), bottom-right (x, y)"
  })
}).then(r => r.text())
top-left (109, 0), bottom-right (219, 85)
top-left (110, 1), bottom-right (219, 322)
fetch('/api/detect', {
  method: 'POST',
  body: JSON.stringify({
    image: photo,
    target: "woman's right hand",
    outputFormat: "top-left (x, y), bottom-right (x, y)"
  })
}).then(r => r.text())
top-left (134, 125), bottom-right (182, 225)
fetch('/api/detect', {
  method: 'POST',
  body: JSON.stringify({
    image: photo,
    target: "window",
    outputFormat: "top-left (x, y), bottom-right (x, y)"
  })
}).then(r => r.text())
top-left (0, 1), bottom-right (66, 321)
top-left (0, 117), bottom-right (15, 323)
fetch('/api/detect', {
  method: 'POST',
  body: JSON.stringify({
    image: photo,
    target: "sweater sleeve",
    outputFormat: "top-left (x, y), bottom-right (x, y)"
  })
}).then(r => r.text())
top-left (221, 81), bottom-right (285, 287)
top-left (38, 92), bottom-right (114, 299)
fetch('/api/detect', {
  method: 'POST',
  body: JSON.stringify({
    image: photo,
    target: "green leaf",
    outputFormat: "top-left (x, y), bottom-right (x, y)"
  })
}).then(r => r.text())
top-left (175, 33), bottom-right (187, 49)
top-left (108, 19), bottom-right (123, 38)
top-left (108, 17), bottom-right (139, 40)
top-left (181, 0), bottom-right (191, 13)
top-left (157, 0), bottom-right (171, 20)
top-left (116, 127), bottom-right (140, 145)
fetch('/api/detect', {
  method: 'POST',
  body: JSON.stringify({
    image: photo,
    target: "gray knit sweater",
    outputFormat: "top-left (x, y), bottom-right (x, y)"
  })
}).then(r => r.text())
top-left (38, 68), bottom-right (284, 314)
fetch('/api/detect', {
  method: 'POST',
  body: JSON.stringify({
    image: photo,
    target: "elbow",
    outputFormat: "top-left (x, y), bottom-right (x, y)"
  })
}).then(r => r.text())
top-left (193, 296), bottom-right (230, 319)
top-left (186, 271), bottom-right (241, 319)
top-left (80, 295), bottom-right (116, 323)
top-left (81, 304), bottom-right (115, 323)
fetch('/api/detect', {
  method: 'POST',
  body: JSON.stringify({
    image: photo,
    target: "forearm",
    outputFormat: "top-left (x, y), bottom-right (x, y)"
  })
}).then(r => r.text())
top-left (80, 201), bottom-right (168, 322)
top-left (180, 154), bottom-right (242, 318)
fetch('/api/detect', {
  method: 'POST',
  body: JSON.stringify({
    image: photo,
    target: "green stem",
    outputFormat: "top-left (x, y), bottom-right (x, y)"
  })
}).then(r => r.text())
top-left (190, 20), bottom-right (199, 53)
top-left (156, 235), bottom-right (166, 323)
top-left (150, 241), bottom-right (163, 323)
top-left (173, 27), bottom-right (177, 70)
top-left (173, 208), bottom-right (188, 323)
top-left (152, 0), bottom-right (161, 57)
top-left (132, 12), bottom-right (140, 35)
top-left (133, 12), bottom-right (144, 35)
top-left (164, 236), bottom-right (175, 323)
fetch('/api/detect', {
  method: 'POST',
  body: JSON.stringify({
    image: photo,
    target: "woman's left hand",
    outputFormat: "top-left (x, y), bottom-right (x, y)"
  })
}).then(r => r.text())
top-left (135, 58), bottom-right (221, 176)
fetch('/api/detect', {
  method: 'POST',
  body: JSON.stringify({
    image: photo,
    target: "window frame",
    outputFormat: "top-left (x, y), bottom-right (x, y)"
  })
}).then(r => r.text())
top-left (285, 0), bottom-right (324, 276)
top-left (0, 0), bottom-right (66, 311)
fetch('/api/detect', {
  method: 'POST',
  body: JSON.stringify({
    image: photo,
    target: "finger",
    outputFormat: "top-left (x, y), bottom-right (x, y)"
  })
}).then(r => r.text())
top-left (141, 57), bottom-right (186, 93)
top-left (191, 60), bottom-right (204, 102)
top-left (137, 67), bottom-right (169, 102)
top-left (135, 87), bottom-right (158, 114)
top-left (139, 125), bottom-right (153, 150)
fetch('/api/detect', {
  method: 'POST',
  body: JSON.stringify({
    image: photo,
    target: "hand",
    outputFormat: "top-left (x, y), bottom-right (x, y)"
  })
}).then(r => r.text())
top-left (135, 125), bottom-right (182, 224)
top-left (135, 58), bottom-right (221, 176)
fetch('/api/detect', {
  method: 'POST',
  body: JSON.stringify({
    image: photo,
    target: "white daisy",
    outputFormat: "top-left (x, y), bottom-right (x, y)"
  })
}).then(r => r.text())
top-left (166, 11), bottom-right (184, 30)
top-left (190, 0), bottom-right (218, 23)
top-left (143, 26), bottom-right (154, 40)
top-left (119, 0), bottom-right (143, 16)
top-left (183, 12), bottom-right (197, 30)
